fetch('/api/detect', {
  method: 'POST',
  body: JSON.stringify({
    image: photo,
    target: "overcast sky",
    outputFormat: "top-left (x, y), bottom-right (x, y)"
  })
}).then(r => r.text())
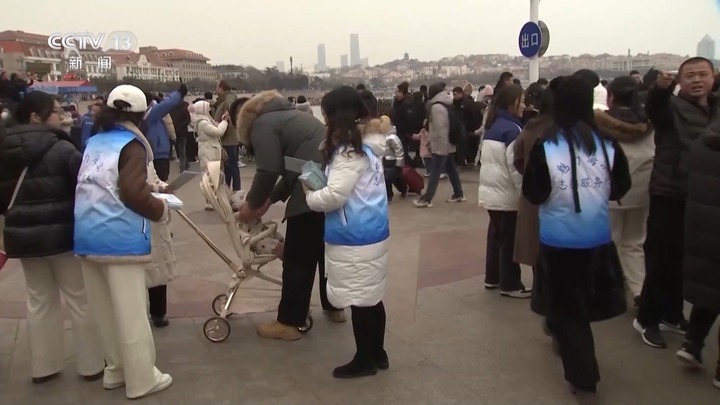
top-left (1, 0), bottom-right (718, 69)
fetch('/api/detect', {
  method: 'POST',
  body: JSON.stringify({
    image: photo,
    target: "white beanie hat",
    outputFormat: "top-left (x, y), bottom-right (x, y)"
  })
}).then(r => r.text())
top-left (192, 100), bottom-right (212, 117)
top-left (107, 84), bottom-right (147, 113)
top-left (593, 83), bottom-right (608, 111)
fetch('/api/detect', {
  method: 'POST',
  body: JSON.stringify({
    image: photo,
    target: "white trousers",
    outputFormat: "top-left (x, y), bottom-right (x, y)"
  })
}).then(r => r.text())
top-left (610, 206), bottom-right (649, 297)
top-left (81, 260), bottom-right (163, 398)
top-left (20, 253), bottom-right (104, 378)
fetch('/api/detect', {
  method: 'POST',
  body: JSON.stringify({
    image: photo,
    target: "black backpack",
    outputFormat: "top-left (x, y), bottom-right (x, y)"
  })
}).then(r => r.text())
top-left (432, 102), bottom-right (466, 145)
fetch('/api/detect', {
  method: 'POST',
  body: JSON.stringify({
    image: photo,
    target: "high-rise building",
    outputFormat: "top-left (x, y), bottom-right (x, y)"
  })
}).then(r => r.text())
top-left (316, 43), bottom-right (327, 72)
top-left (341, 54), bottom-right (348, 69)
top-left (276, 60), bottom-right (285, 73)
top-left (697, 34), bottom-right (716, 61)
top-left (350, 33), bottom-right (360, 66)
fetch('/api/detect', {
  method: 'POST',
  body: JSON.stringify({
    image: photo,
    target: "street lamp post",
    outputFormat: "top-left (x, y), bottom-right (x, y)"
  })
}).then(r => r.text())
top-left (529, 0), bottom-right (540, 83)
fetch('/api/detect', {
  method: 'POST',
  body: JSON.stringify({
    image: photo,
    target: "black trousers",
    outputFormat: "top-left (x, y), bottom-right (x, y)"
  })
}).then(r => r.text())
top-left (485, 210), bottom-right (524, 291)
top-left (148, 285), bottom-right (167, 318)
top-left (277, 211), bottom-right (339, 327)
top-left (153, 158), bottom-right (170, 182)
top-left (686, 305), bottom-right (718, 349)
top-left (350, 302), bottom-right (387, 363)
top-left (176, 132), bottom-right (190, 172)
top-left (187, 132), bottom-right (198, 160)
top-left (543, 245), bottom-right (600, 390)
top-left (466, 134), bottom-right (481, 165)
top-left (637, 195), bottom-right (685, 326)
top-left (383, 165), bottom-right (407, 200)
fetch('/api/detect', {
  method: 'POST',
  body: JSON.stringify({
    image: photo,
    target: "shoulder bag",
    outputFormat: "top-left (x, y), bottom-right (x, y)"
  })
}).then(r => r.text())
top-left (0, 167), bottom-right (29, 270)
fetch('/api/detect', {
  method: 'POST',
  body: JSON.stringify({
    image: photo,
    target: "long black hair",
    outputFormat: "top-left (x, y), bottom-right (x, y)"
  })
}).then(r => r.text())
top-left (320, 86), bottom-right (367, 167)
top-left (13, 91), bottom-right (56, 124)
top-left (94, 99), bottom-right (145, 133)
top-left (484, 84), bottom-right (524, 130)
top-left (495, 71), bottom-right (514, 93)
top-left (545, 75), bottom-right (597, 155)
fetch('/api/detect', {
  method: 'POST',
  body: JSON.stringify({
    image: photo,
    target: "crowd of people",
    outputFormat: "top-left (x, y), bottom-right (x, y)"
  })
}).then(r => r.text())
top-left (1, 56), bottom-right (720, 400)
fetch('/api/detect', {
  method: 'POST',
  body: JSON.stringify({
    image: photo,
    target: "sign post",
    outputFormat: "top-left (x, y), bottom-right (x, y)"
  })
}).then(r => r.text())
top-left (521, 0), bottom-right (541, 83)
top-left (518, 1), bottom-right (550, 83)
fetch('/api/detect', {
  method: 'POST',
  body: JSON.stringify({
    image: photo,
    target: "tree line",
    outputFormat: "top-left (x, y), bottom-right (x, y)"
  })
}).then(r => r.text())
top-left (88, 67), bottom-right (629, 95)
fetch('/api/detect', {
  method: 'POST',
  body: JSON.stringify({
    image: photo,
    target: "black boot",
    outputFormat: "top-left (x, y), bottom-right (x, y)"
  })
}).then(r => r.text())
top-left (374, 302), bottom-right (389, 370)
top-left (333, 307), bottom-right (377, 379)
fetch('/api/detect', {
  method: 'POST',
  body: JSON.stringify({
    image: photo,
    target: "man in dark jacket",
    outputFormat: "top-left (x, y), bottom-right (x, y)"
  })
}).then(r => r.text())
top-left (634, 57), bottom-right (719, 349)
top-left (390, 81), bottom-right (417, 166)
top-left (234, 90), bottom-right (343, 341)
top-left (170, 101), bottom-right (191, 172)
top-left (677, 104), bottom-right (720, 388)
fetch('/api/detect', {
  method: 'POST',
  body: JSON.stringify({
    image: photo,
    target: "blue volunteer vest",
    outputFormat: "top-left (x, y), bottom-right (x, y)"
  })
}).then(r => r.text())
top-left (74, 127), bottom-right (151, 256)
top-left (324, 144), bottom-right (390, 247)
top-left (539, 133), bottom-right (616, 249)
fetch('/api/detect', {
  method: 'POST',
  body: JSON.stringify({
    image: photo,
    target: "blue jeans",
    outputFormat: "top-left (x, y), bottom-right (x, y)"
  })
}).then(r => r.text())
top-left (421, 153), bottom-right (463, 203)
top-left (422, 157), bottom-right (446, 176)
top-left (223, 145), bottom-right (241, 191)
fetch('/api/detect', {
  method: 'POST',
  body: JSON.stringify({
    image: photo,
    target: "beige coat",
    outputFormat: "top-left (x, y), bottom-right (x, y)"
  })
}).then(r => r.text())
top-left (145, 162), bottom-right (176, 287)
top-left (595, 110), bottom-right (655, 209)
top-left (163, 114), bottom-right (176, 141)
top-left (512, 117), bottom-right (552, 267)
top-left (213, 92), bottom-right (239, 146)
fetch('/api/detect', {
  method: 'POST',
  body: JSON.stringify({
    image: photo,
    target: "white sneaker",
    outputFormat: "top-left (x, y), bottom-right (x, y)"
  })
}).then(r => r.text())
top-left (440, 174), bottom-right (448, 179)
top-left (446, 195), bottom-right (467, 203)
top-left (413, 199), bottom-right (433, 208)
top-left (500, 288), bottom-right (532, 299)
top-left (238, 161), bottom-right (247, 168)
top-left (129, 373), bottom-right (173, 399)
top-left (103, 380), bottom-right (125, 390)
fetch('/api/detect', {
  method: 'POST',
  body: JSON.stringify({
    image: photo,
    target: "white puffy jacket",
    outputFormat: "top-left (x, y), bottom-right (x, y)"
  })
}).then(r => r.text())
top-left (305, 133), bottom-right (389, 308)
top-left (191, 100), bottom-right (228, 171)
top-left (478, 113), bottom-right (523, 211)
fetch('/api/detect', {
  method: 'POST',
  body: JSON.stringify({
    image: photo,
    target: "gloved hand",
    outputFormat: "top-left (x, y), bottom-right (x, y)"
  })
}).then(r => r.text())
top-left (178, 83), bottom-right (188, 97)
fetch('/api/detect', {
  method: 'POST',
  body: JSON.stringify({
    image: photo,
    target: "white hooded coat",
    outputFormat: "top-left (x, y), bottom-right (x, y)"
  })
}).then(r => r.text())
top-left (191, 100), bottom-right (228, 171)
top-left (117, 122), bottom-right (177, 287)
top-left (305, 133), bottom-right (390, 308)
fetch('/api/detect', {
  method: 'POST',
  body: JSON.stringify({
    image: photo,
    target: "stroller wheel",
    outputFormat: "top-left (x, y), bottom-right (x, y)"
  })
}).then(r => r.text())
top-left (203, 317), bottom-right (230, 343)
top-left (298, 315), bottom-right (313, 334)
top-left (212, 294), bottom-right (235, 317)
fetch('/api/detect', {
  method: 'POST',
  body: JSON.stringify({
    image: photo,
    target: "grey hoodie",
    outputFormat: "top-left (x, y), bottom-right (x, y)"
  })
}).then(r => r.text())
top-left (427, 90), bottom-right (455, 155)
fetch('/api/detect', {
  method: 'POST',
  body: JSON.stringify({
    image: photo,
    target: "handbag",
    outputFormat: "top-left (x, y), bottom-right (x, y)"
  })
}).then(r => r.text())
top-left (0, 167), bottom-right (29, 270)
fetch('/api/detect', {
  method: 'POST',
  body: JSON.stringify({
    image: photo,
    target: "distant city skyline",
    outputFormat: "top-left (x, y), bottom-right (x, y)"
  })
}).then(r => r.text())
top-left (697, 34), bottom-right (716, 60)
top-left (5, 0), bottom-right (713, 69)
top-left (316, 43), bottom-right (327, 72)
top-left (350, 34), bottom-right (361, 67)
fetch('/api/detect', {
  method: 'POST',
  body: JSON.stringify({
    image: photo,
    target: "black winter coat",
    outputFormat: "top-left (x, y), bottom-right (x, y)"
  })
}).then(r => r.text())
top-left (390, 96), bottom-right (416, 140)
top-left (0, 125), bottom-right (82, 258)
top-left (684, 116), bottom-right (720, 312)
top-left (646, 87), bottom-right (719, 199)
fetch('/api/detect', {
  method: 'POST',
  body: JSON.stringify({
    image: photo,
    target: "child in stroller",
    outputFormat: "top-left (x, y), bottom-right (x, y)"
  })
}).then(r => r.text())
top-left (229, 190), bottom-right (285, 259)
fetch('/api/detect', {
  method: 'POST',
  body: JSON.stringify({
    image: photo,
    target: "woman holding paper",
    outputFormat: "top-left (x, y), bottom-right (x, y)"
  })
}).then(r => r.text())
top-left (304, 86), bottom-right (390, 379)
top-left (74, 84), bottom-right (176, 399)
top-left (191, 99), bottom-right (229, 210)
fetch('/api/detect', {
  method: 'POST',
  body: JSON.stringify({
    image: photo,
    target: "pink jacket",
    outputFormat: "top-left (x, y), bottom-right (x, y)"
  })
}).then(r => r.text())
top-left (413, 129), bottom-right (431, 158)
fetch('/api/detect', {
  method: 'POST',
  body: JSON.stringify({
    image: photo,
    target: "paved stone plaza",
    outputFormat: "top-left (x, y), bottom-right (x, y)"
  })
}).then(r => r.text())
top-left (0, 163), bottom-right (718, 405)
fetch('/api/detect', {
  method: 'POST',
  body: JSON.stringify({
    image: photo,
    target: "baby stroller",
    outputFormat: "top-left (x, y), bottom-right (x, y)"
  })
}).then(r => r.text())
top-left (174, 161), bottom-right (313, 343)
